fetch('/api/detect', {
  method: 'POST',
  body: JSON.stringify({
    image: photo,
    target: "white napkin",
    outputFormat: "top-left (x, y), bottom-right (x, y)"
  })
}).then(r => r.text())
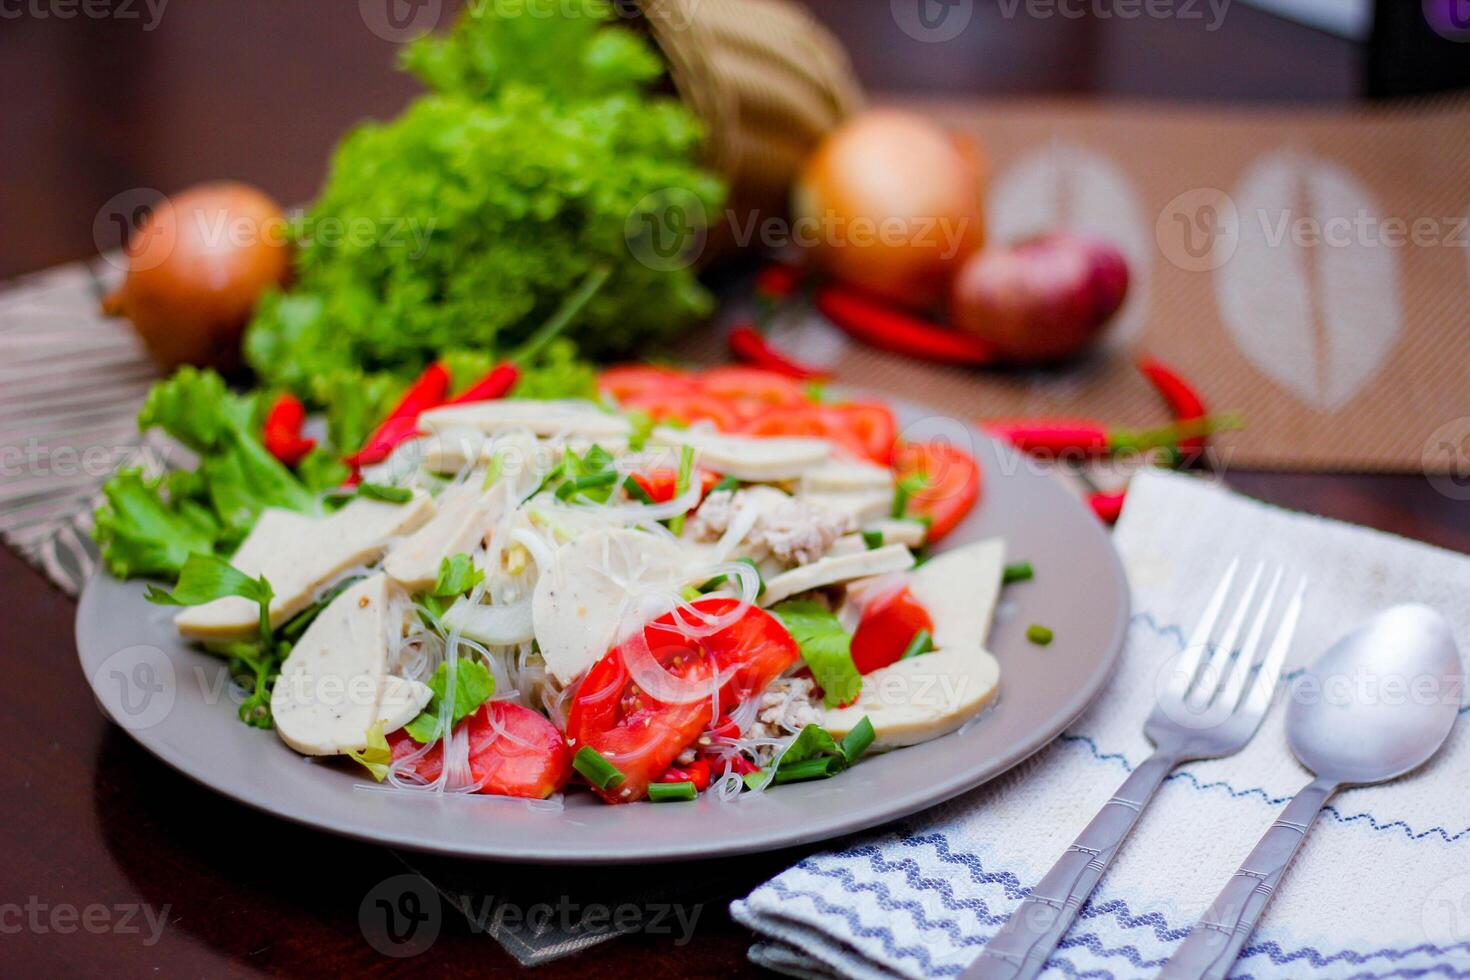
top-left (733, 469), bottom-right (1470, 978)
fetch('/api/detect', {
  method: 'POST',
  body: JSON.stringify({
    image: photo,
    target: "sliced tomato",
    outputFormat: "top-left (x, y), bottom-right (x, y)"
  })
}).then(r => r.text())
top-left (597, 365), bottom-right (693, 403)
top-left (850, 587), bottom-right (935, 674)
top-left (827, 401), bottom-right (898, 466)
top-left (695, 367), bottom-right (808, 422)
top-left (387, 702), bottom-right (572, 800)
top-left (630, 467), bottom-right (722, 504)
top-left (623, 391), bottom-right (742, 431)
top-left (566, 597), bottom-right (799, 803)
top-left (658, 759), bottom-right (712, 791)
top-left (895, 440), bottom-right (981, 543)
top-left (739, 405), bottom-right (871, 461)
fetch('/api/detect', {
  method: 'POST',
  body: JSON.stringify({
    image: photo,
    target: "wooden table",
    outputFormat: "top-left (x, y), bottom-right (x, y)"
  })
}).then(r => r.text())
top-left (4, 3), bottom-right (1466, 978)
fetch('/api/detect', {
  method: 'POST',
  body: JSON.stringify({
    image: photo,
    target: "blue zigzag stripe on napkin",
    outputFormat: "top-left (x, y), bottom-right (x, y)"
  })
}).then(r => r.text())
top-left (775, 842), bottom-right (1470, 976)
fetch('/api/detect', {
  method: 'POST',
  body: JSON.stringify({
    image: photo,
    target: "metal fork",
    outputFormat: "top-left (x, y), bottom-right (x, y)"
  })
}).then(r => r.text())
top-left (963, 559), bottom-right (1307, 980)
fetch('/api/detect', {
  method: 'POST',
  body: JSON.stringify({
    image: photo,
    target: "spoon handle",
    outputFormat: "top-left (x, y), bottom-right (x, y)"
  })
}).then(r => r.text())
top-left (1158, 776), bottom-right (1338, 980)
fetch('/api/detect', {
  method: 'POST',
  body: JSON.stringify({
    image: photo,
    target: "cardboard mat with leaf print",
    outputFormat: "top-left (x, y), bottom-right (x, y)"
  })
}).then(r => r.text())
top-left (676, 94), bottom-right (1470, 475)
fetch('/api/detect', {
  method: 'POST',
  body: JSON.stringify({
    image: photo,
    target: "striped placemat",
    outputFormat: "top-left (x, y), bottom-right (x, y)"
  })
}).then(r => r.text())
top-left (0, 260), bottom-right (161, 595)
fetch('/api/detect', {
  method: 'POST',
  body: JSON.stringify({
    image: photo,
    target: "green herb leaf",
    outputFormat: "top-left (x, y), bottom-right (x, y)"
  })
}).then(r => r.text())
top-left (432, 553), bottom-right (484, 598)
top-left (862, 529), bottom-right (883, 550)
top-left (667, 444), bottom-right (696, 536)
top-left (145, 553), bottom-right (275, 646)
top-left (892, 472), bottom-right (931, 520)
top-left (92, 470), bottom-right (220, 581)
top-left (771, 600), bottom-right (862, 708)
top-left (403, 658), bottom-right (496, 743)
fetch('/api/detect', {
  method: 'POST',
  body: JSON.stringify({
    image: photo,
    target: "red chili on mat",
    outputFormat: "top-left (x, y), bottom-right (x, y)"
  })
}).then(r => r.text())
top-left (815, 286), bottom-right (995, 366)
top-left (727, 324), bottom-right (829, 381)
top-left (1138, 355), bottom-right (1207, 458)
top-left (983, 414), bottom-right (1239, 458)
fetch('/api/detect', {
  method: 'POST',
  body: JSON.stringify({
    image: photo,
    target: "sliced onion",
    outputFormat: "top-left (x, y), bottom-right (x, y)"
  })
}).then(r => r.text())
top-left (442, 597), bottom-right (535, 646)
top-left (714, 496), bottom-right (763, 562)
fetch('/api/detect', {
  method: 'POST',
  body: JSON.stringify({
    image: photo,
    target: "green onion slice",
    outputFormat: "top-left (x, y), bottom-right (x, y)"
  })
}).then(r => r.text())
top-left (647, 781), bottom-right (698, 803)
top-left (1026, 624), bottom-right (1054, 646)
top-left (573, 746), bottom-right (625, 791)
top-left (1003, 561), bottom-right (1034, 585)
top-left (900, 628), bottom-right (933, 660)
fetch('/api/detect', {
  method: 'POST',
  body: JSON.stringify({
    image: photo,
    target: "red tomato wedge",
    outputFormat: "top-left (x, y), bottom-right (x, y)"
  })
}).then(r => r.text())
top-left (630, 468), bottom-right (722, 504)
top-left (597, 365), bottom-right (693, 402)
top-left (739, 405), bottom-right (871, 461)
top-left (894, 441), bottom-right (981, 543)
top-left (566, 598), bottom-right (799, 803)
top-left (850, 587), bottom-right (935, 674)
top-left (695, 367), bottom-right (808, 422)
top-left (827, 401), bottom-right (898, 466)
top-left (387, 702), bottom-right (572, 800)
top-left (623, 391), bottom-right (742, 431)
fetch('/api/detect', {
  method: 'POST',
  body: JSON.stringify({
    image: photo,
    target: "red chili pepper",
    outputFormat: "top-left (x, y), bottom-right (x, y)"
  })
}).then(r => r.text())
top-left (723, 755), bottom-right (759, 776)
top-left (658, 760), bottom-right (712, 791)
top-left (1138, 356), bottom-right (1208, 458)
top-left (983, 413), bottom-right (1240, 458)
top-left (448, 363), bottom-right (520, 404)
top-left (815, 286), bottom-right (995, 365)
top-left (755, 262), bottom-right (804, 302)
top-left (261, 393), bottom-right (316, 468)
top-left (727, 323), bottom-right (829, 380)
top-left (344, 361), bottom-right (451, 468)
top-left (1089, 489), bottom-right (1126, 525)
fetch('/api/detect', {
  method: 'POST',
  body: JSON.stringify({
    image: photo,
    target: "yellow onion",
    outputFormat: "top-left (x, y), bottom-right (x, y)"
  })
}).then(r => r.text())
top-left (793, 110), bottom-right (986, 311)
top-left (103, 181), bottom-right (291, 370)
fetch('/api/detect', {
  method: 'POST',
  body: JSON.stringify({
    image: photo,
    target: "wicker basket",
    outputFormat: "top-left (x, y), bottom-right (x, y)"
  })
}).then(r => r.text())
top-left (640, 0), bottom-right (864, 249)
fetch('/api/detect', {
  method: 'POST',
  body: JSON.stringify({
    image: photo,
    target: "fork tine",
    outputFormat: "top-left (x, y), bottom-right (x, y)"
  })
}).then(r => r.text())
top-left (1241, 576), bottom-right (1307, 718)
top-left (1188, 562), bottom-right (1265, 708)
top-left (1216, 566), bottom-right (1284, 713)
top-left (1167, 558), bottom-right (1240, 702)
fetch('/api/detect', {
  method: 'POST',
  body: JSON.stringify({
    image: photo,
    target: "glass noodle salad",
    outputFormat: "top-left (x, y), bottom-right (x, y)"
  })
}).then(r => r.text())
top-left (149, 367), bottom-right (1007, 806)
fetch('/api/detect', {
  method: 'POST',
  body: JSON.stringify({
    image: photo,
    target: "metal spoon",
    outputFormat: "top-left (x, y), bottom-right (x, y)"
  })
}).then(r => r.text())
top-left (1160, 603), bottom-right (1464, 980)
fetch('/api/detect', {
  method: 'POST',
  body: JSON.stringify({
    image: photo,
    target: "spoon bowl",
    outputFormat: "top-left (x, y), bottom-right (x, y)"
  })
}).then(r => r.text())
top-left (1287, 603), bottom-right (1463, 786)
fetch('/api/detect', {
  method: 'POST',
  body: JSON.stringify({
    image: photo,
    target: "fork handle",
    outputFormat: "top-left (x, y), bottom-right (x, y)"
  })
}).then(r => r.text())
top-left (1158, 776), bottom-right (1338, 980)
top-left (962, 749), bottom-right (1182, 980)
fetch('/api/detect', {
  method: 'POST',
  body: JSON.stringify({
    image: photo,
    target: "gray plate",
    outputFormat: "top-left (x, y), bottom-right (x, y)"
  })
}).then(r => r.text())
top-left (76, 407), bottom-right (1128, 864)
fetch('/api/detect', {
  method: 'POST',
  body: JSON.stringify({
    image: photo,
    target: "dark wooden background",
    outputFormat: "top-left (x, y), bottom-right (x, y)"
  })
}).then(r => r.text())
top-left (3, 2), bottom-right (1468, 977)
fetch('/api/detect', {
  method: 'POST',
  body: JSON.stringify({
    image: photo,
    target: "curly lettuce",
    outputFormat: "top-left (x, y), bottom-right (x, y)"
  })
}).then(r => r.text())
top-left (245, 1), bottom-right (723, 396)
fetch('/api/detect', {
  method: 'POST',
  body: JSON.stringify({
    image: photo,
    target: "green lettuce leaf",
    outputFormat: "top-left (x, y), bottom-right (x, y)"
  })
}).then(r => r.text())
top-left (403, 658), bottom-right (496, 743)
top-left (771, 600), bottom-right (863, 708)
top-left (93, 470), bottom-right (219, 580)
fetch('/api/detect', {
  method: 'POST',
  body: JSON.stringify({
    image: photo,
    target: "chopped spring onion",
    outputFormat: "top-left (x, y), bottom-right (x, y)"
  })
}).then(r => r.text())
top-left (711, 475), bottom-right (740, 494)
top-left (622, 475), bottom-right (655, 504)
top-left (358, 483), bottom-right (413, 504)
top-left (1027, 624), bottom-right (1054, 646)
top-left (555, 470), bottom-right (618, 501)
top-left (482, 452), bottom-right (506, 489)
top-left (862, 529), bottom-right (883, 550)
top-left (840, 717), bottom-right (876, 763)
top-left (772, 756), bottom-right (843, 784)
top-left (1003, 561), bottom-right (1034, 585)
top-left (891, 472), bottom-right (931, 519)
top-left (647, 781), bottom-right (698, 803)
top-left (573, 746), bottom-right (626, 790)
top-left (900, 628), bottom-right (933, 660)
top-left (667, 445), bottom-right (696, 536)
top-left (698, 556), bottom-right (765, 597)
